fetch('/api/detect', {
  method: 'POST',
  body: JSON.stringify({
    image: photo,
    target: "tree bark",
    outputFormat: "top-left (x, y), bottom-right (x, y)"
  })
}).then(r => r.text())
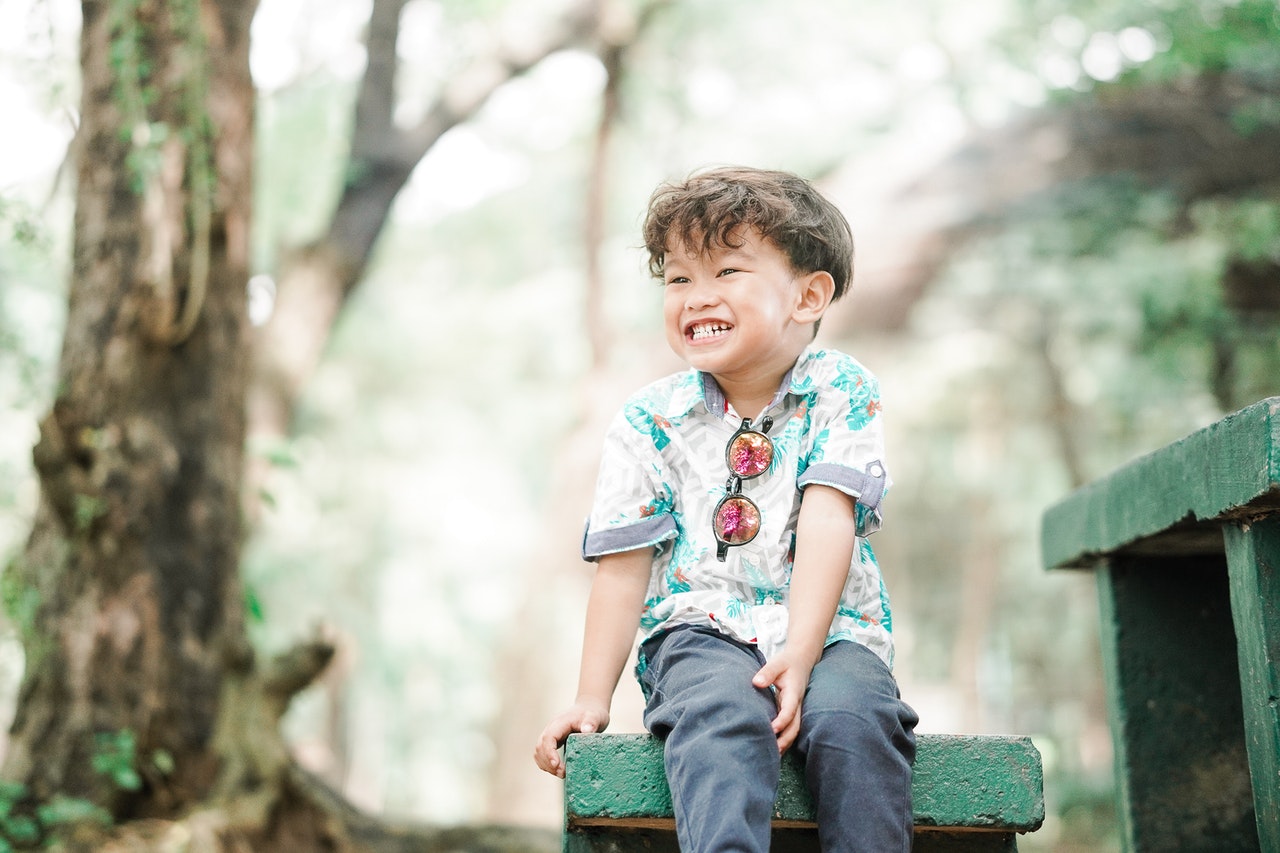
top-left (5, 0), bottom-right (258, 818)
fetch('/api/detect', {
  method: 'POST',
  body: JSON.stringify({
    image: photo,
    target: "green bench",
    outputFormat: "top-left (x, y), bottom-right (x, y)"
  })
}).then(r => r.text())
top-left (1042, 397), bottom-right (1280, 852)
top-left (563, 732), bottom-right (1044, 852)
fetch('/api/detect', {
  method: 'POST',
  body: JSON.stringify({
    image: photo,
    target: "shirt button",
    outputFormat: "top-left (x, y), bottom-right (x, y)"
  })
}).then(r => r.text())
top-left (764, 597), bottom-right (776, 605)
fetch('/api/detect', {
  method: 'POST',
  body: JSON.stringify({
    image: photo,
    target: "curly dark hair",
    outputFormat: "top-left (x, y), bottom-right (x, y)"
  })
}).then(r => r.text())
top-left (642, 166), bottom-right (854, 301)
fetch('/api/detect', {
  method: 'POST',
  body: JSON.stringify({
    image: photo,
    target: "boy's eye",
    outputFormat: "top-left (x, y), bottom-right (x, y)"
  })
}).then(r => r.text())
top-left (666, 276), bottom-right (690, 286)
top-left (717, 268), bottom-right (740, 277)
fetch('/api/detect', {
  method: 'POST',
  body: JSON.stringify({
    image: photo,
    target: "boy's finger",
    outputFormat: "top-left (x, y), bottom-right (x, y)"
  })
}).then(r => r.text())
top-left (777, 716), bottom-right (801, 753)
top-left (535, 740), bottom-right (568, 778)
top-left (771, 690), bottom-right (798, 733)
top-left (752, 663), bottom-right (779, 689)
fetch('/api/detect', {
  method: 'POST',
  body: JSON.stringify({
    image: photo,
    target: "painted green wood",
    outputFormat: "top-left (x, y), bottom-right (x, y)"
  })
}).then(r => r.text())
top-left (1094, 555), bottom-right (1258, 852)
top-left (1042, 398), bottom-right (1280, 852)
top-left (1041, 397), bottom-right (1280, 571)
top-left (1225, 518), bottom-right (1280, 850)
top-left (563, 732), bottom-right (1044, 831)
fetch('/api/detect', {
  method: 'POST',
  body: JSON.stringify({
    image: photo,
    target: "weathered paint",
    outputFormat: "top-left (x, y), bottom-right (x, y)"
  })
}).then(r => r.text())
top-left (1095, 555), bottom-right (1258, 852)
top-left (1041, 396), bottom-right (1280, 571)
top-left (1225, 518), bottom-right (1280, 850)
top-left (563, 732), bottom-right (1044, 830)
top-left (1042, 398), bottom-right (1280, 852)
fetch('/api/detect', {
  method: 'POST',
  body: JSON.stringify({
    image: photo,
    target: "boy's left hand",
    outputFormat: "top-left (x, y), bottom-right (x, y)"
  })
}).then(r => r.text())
top-left (752, 652), bottom-right (815, 753)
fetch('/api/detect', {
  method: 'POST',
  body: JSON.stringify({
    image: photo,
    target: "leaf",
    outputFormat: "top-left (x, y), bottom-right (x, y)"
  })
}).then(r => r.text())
top-left (113, 768), bottom-right (142, 792)
top-left (35, 796), bottom-right (110, 828)
top-left (0, 780), bottom-right (27, 805)
top-left (244, 588), bottom-right (266, 623)
top-left (91, 730), bottom-right (141, 791)
top-left (152, 749), bottom-right (175, 776)
top-left (4, 814), bottom-right (39, 844)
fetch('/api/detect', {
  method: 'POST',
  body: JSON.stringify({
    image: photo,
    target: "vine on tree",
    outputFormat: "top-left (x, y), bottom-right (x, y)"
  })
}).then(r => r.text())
top-left (107, 0), bottom-right (215, 346)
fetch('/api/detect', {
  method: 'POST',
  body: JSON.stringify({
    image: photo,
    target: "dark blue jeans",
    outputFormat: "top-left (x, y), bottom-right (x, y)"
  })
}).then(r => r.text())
top-left (639, 626), bottom-right (918, 853)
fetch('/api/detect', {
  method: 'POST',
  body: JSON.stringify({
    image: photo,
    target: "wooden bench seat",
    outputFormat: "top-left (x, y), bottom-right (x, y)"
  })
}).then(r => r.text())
top-left (563, 731), bottom-right (1044, 852)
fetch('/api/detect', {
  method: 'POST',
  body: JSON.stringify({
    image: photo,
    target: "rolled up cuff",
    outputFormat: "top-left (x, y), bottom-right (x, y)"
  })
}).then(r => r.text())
top-left (798, 461), bottom-right (887, 514)
top-left (582, 514), bottom-right (678, 561)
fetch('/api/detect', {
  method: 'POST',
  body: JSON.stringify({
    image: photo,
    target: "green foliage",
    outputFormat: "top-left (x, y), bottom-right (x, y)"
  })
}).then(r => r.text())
top-left (244, 585), bottom-right (266, 624)
top-left (70, 496), bottom-right (106, 535)
top-left (1195, 196), bottom-right (1280, 262)
top-left (0, 781), bottom-right (40, 850)
top-left (0, 199), bottom-right (46, 251)
top-left (34, 796), bottom-right (111, 832)
top-left (91, 730), bottom-right (142, 793)
top-left (106, 0), bottom-right (158, 192)
top-left (106, 0), bottom-right (216, 209)
top-left (1138, 0), bottom-right (1280, 79)
top-left (0, 558), bottom-right (40, 644)
top-left (150, 749), bottom-right (174, 778)
top-left (0, 780), bottom-right (110, 851)
top-left (0, 194), bottom-right (60, 407)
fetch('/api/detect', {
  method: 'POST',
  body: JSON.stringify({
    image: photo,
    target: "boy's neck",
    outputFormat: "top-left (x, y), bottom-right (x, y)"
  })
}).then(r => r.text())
top-left (702, 344), bottom-right (814, 422)
top-left (711, 369), bottom-right (791, 422)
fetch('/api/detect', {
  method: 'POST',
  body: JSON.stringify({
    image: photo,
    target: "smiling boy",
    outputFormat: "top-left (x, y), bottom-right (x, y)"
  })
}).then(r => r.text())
top-left (534, 166), bottom-right (917, 852)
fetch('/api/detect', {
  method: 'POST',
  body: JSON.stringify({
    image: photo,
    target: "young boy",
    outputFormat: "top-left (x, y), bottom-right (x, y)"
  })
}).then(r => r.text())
top-left (534, 166), bottom-right (918, 852)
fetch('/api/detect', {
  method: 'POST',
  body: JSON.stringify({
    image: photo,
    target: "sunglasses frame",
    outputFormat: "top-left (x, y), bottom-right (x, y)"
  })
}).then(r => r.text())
top-left (713, 416), bottom-right (774, 561)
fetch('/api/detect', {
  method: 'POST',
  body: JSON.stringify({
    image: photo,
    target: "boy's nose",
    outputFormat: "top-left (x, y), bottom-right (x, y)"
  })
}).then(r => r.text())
top-left (684, 278), bottom-right (720, 309)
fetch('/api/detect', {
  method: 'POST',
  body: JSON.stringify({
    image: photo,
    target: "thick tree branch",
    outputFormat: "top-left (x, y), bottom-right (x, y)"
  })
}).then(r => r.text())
top-left (250, 0), bottom-right (608, 453)
top-left (352, 0), bottom-right (407, 156)
top-left (403, 0), bottom-right (604, 160)
top-left (337, 0), bottom-right (606, 275)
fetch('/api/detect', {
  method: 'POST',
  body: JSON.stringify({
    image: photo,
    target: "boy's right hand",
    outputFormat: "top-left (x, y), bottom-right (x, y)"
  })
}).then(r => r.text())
top-left (534, 701), bottom-right (611, 778)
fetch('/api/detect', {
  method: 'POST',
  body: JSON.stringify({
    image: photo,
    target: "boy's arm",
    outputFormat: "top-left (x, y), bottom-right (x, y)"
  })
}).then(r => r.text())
top-left (534, 547), bottom-right (651, 778)
top-left (752, 484), bottom-right (857, 752)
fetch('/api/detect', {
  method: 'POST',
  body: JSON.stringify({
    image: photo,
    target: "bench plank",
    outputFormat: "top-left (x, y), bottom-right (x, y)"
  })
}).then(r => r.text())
top-left (1041, 396), bottom-right (1280, 571)
top-left (563, 732), bottom-right (1044, 832)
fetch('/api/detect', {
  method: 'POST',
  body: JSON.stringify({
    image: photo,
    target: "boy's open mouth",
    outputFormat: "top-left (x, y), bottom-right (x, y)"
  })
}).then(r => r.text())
top-left (688, 321), bottom-right (732, 342)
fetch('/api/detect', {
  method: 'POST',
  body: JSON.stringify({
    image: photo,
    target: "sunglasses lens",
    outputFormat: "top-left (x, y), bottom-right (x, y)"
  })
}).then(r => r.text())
top-left (714, 496), bottom-right (760, 546)
top-left (728, 431), bottom-right (772, 478)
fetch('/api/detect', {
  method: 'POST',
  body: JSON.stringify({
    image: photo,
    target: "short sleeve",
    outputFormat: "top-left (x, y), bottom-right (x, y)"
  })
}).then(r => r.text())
top-left (796, 354), bottom-right (890, 535)
top-left (581, 402), bottom-right (678, 560)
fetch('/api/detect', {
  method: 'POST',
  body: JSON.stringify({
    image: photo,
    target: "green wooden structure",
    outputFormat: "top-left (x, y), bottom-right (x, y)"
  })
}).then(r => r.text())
top-left (563, 732), bottom-right (1044, 852)
top-left (1042, 397), bottom-right (1280, 852)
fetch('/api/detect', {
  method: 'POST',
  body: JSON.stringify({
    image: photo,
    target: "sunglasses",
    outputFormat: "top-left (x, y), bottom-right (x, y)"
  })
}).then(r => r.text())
top-left (713, 416), bottom-right (775, 561)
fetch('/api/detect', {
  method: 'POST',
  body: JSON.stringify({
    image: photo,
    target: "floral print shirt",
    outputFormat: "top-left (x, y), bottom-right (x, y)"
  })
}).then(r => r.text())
top-left (582, 347), bottom-right (895, 672)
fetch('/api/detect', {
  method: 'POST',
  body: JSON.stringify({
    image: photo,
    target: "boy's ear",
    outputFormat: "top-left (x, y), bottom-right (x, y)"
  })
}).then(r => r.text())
top-left (792, 270), bottom-right (836, 324)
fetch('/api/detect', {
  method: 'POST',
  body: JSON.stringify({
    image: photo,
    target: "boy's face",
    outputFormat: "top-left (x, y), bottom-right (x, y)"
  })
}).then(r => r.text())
top-left (661, 226), bottom-right (824, 391)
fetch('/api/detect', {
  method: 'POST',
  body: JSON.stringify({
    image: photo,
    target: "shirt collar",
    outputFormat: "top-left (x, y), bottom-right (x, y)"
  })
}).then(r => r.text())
top-left (667, 346), bottom-right (821, 420)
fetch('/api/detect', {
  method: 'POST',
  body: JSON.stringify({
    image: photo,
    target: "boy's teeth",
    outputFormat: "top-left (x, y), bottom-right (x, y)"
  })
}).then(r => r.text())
top-left (691, 323), bottom-right (730, 340)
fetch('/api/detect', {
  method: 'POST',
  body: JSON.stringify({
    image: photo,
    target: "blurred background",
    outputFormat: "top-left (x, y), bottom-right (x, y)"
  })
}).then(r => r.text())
top-left (2, 0), bottom-right (1278, 850)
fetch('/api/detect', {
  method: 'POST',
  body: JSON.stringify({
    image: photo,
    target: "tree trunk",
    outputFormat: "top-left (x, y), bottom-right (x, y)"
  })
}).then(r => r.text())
top-left (1, 1), bottom-right (668, 848)
top-left (4, 0), bottom-right (258, 822)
